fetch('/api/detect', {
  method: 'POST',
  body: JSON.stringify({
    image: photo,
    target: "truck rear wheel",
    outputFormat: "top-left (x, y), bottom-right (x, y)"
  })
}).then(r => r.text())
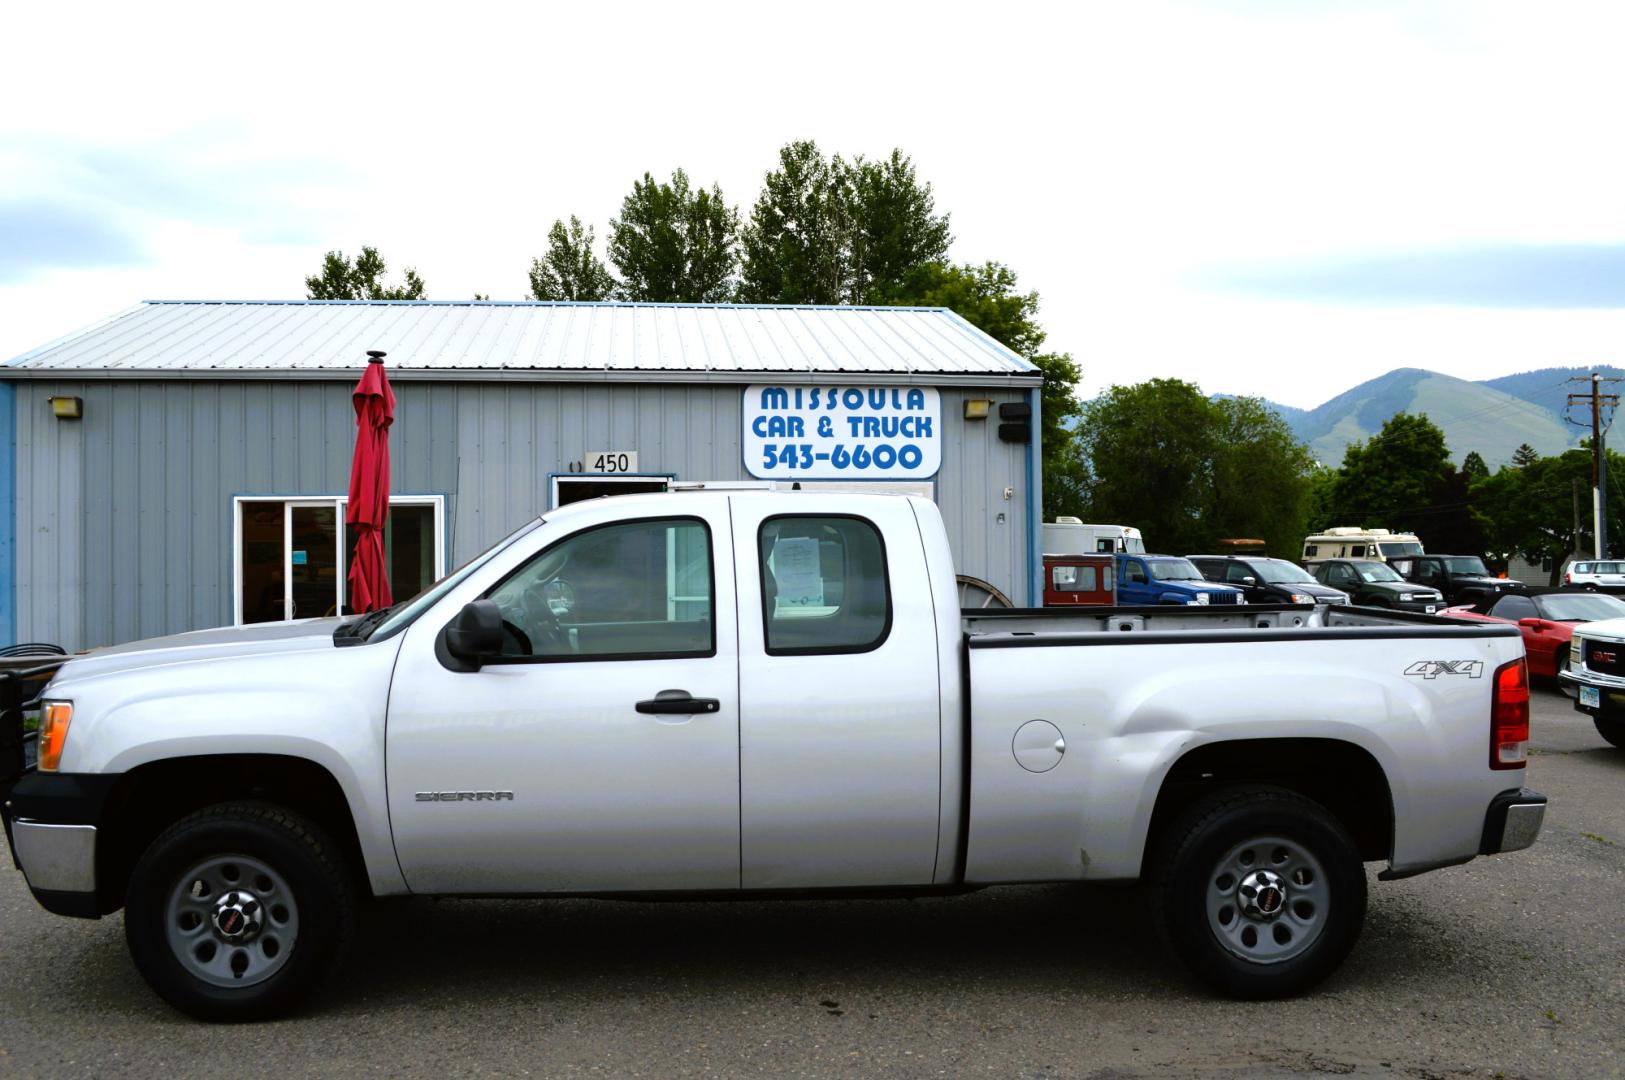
top-left (124, 801), bottom-right (354, 1021)
top-left (1151, 787), bottom-right (1366, 998)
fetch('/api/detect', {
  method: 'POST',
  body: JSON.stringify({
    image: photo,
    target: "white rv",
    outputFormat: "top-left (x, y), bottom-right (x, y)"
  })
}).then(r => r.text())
top-left (1301, 527), bottom-right (1424, 564)
top-left (1044, 517), bottom-right (1146, 555)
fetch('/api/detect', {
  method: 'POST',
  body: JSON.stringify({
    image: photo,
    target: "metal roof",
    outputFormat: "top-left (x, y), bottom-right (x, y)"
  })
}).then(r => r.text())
top-left (4, 301), bottom-right (1042, 386)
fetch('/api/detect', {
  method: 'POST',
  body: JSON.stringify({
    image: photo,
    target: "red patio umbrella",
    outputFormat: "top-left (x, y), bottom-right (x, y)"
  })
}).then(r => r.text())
top-left (346, 350), bottom-right (395, 613)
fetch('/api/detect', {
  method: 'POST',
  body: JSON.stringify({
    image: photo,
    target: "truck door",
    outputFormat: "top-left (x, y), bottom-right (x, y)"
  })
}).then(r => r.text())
top-left (729, 496), bottom-right (943, 887)
top-left (1118, 557), bottom-right (1152, 604)
top-left (385, 505), bottom-right (742, 893)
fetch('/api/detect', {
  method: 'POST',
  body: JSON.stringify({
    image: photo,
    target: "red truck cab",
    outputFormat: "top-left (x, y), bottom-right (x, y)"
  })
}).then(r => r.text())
top-left (1043, 553), bottom-right (1117, 606)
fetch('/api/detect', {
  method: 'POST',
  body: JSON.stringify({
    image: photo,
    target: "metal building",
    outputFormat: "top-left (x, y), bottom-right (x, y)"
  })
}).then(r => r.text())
top-left (0, 300), bottom-right (1043, 651)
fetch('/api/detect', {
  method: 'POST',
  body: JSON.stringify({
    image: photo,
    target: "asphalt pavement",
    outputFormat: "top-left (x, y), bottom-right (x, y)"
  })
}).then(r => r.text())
top-left (1, 685), bottom-right (1621, 1079)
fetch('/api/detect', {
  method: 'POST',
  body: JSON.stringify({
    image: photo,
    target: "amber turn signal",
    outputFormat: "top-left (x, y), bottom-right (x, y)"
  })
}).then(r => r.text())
top-left (38, 701), bottom-right (72, 771)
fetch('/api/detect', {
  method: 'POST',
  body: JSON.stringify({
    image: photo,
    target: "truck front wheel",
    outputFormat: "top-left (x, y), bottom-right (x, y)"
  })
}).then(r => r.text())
top-left (124, 801), bottom-right (355, 1021)
top-left (1151, 787), bottom-right (1366, 998)
top-left (1594, 715), bottom-right (1625, 750)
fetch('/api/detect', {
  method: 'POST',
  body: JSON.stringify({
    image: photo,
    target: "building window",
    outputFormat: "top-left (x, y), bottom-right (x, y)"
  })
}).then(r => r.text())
top-left (234, 496), bottom-right (445, 624)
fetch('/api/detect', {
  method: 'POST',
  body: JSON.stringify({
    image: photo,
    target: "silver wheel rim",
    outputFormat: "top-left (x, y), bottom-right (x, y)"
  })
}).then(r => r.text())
top-left (165, 854), bottom-right (300, 988)
top-left (1205, 835), bottom-right (1329, 965)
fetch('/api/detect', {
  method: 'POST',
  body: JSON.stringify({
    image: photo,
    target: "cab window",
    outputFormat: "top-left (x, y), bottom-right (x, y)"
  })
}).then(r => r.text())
top-left (1052, 565), bottom-right (1099, 592)
top-left (488, 517), bottom-right (713, 660)
top-left (759, 516), bottom-right (890, 655)
top-left (1123, 559), bottom-right (1148, 585)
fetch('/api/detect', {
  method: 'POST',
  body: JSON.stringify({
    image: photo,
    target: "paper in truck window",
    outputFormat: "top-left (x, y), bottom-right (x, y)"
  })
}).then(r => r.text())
top-left (770, 537), bottom-right (825, 609)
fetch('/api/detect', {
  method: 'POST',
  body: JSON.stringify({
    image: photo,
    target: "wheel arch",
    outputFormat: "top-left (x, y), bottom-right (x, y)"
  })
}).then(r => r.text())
top-left (1140, 737), bottom-right (1394, 877)
top-left (94, 754), bottom-right (371, 915)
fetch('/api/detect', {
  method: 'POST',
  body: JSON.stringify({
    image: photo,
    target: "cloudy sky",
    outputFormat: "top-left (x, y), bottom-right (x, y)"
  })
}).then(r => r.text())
top-left (4, 0), bottom-right (1623, 408)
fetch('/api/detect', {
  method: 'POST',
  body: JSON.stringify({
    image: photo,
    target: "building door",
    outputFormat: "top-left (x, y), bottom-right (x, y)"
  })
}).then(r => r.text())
top-left (553, 476), bottom-right (669, 507)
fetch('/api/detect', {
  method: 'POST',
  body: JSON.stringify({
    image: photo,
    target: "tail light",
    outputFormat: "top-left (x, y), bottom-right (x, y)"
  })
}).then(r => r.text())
top-left (1490, 658), bottom-right (1529, 769)
top-left (1565, 572), bottom-right (1572, 584)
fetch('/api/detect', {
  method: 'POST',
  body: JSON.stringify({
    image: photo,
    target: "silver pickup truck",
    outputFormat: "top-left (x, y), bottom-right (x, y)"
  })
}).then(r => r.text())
top-left (2, 490), bottom-right (1545, 1020)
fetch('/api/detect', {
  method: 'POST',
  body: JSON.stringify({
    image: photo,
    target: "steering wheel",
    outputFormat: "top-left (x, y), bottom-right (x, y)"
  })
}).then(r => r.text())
top-left (516, 579), bottom-right (573, 654)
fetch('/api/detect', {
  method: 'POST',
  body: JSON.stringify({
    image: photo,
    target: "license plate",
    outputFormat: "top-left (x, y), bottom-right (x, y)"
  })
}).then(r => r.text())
top-left (1425, 605), bottom-right (1436, 614)
top-left (1581, 685), bottom-right (1601, 709)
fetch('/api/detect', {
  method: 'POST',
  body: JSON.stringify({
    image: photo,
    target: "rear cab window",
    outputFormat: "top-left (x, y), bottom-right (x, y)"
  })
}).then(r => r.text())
top-left (758, 516), bottom-right (890, 655)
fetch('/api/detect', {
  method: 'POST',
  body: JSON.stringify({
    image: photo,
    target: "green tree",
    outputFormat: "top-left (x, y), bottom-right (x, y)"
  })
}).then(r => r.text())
top-left (1512, 443), bottom-right (1540, 468)
top-left (739, 142), bottom-right (950, 305)
top-left (738, 141), bottom-right (852, 304)
top-left (1473, 450), bottom-right (1613, 581)
top-left (848, 149), bottom-right (951, 302)
top-left (1206, 396), bottom-right (1317, 555)
top-left (607, 169), bottom-right (739, 302)
top-left (1078, 380), bottom-right (1316, 555)
top-left (305, 246), bottom-right (425, 300)
top-left (1329, 412), bottom-right (1452, 529)
top-left (1078, 379), bottom-right (1218, 555)
top-left (883, 260), bottom-right (1082, 517)
top-left (1461, 450), bottom-right (1490, 479)
top-left (529, 216), bottom-right (616, 301)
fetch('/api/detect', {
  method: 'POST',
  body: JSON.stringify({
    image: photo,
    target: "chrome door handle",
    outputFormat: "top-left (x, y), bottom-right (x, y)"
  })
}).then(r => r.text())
top-left (635, 690), bottom-right (721, 715)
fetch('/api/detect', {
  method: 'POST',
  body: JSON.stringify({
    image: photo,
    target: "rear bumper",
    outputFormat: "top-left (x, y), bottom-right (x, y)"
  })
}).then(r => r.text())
top-left (1479, 788), bottom-right (1547, 855)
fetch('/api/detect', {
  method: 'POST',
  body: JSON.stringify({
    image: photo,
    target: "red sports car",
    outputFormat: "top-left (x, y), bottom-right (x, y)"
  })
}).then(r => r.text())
top-left (1443, 587), bottom-right (1625, 680)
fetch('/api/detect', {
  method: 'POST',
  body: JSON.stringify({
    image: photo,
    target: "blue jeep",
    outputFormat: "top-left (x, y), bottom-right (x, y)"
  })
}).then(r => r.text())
top-left (1116, 554), bottom-right (1245, 605)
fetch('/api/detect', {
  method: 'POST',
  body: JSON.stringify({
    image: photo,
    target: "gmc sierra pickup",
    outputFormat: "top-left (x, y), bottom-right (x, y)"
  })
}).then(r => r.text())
top-left (2, 490), bottom-right (1546, 1020)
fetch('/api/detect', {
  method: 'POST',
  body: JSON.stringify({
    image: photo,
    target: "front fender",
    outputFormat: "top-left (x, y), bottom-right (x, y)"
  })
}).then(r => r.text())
top-left (49, 639), bottom-right (406, 895)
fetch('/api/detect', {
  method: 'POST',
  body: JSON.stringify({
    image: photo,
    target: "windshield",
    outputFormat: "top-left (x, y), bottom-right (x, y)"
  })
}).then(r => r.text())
top-left (1355, 561), bottom-right (1405, 583)
top-left (1149, 558), bottom-right (1204, 581)
top-left (1122, 536), bottom-right (1146, 554)
top-left (366, 517), bottom-right (544, 642)
top-left (1538, 593), bottom-right (1625, 621)
top-left (1255, 559), bottom-right (1315, 584)
top-left (1443, 556), bottom-right (1490, 575)
top-left (1378, 541), bottom-right (1424, 558)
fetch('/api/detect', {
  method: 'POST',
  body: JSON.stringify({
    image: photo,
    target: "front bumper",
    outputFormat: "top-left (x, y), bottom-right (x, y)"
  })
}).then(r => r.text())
top-left (1479, 788), bottom-right (1547, 855)
top-left (3, 771), bottom-right (117, 919)
top-left (1559, 668), bottom-right (1625, 718)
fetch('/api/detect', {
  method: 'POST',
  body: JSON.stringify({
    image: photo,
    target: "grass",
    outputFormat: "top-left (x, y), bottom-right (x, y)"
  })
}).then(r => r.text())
top-left (1580, 832), bottom-right (1616, 846)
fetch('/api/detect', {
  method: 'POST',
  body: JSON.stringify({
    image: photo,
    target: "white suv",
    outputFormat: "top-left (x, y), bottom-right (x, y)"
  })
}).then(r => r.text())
top-left (1564, 560), bottom-right (1625, 590)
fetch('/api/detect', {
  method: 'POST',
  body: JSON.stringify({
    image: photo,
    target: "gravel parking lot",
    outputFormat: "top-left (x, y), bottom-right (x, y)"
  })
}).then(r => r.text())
top-left (2, 685), bottom-right (1621, 1080)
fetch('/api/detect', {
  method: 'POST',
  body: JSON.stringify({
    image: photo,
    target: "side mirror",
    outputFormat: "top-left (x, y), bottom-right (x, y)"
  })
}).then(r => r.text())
top-left (1517, 617), bottom-right (1546, 630)
top-left (1242, 576), bottom-right (1257, 587)
top-left (444, 599), bottom-right (503, 666)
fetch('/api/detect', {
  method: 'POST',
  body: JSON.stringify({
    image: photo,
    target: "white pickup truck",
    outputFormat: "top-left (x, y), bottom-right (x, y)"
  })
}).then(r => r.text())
top-left (2, 491), bottom-right (1546, 1020)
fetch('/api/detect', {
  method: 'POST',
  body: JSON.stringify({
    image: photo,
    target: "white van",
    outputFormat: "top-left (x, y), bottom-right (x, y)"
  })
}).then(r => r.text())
top-left (1044, 517), bottom-right (1146, 555)
top-left (1301, 527), bottom-right (1424, 564)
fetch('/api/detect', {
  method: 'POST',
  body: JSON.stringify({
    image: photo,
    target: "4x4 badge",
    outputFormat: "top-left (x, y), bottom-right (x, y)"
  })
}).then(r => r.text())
top-left (1404, 660), bottom-right (1485, 679)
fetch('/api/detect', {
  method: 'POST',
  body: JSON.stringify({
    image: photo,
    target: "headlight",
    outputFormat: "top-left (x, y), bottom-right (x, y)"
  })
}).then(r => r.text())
top-left (38, 700), bottom-right (72, 771)
top-left (1193, 593), bottom-right (1210, 605)
top-left (1399, 593), bottom-right (1414, 602)
top-left (1290, 592), bottom-right (1315, 604)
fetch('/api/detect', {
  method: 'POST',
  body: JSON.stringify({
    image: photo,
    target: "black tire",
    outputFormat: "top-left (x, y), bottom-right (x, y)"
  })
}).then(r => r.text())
top-left (1554, 646), bottom-right (1575, 697)
top-left (1151, 787), bottom-right (1366, 999)
top-left (124, 801), bottom-right (355, 1021)
top-left (1595, 716), bottom-right (1625, 750)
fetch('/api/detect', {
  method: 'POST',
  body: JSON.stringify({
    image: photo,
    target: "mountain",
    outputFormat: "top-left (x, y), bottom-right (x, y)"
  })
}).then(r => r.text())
top-left (1250, 366), bottom-right (1622, 468)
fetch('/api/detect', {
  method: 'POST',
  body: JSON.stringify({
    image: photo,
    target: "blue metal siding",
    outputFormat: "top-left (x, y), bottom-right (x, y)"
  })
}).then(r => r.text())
top-left (0, 383), bottom-right (13, 645)
top-left (10, 380), bottom-right (1032, 650)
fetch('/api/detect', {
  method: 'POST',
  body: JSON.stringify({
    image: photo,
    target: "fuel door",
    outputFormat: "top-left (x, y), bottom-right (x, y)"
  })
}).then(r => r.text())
top-left (1012, 719), bottom-right (1066, 773)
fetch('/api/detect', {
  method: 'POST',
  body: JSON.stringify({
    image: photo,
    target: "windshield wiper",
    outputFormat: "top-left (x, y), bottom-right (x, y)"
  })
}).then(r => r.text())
top-left (333, 603), bottom-right (401, 646)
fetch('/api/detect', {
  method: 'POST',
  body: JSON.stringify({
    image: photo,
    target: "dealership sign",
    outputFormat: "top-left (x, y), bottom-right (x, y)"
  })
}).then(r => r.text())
top-left (743, 385), bottom-right (942, 480)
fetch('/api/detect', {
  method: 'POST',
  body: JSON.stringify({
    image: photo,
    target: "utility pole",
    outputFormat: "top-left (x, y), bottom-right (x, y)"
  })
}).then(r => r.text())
top-left (1567, 373), bottom-right (1622, 558)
